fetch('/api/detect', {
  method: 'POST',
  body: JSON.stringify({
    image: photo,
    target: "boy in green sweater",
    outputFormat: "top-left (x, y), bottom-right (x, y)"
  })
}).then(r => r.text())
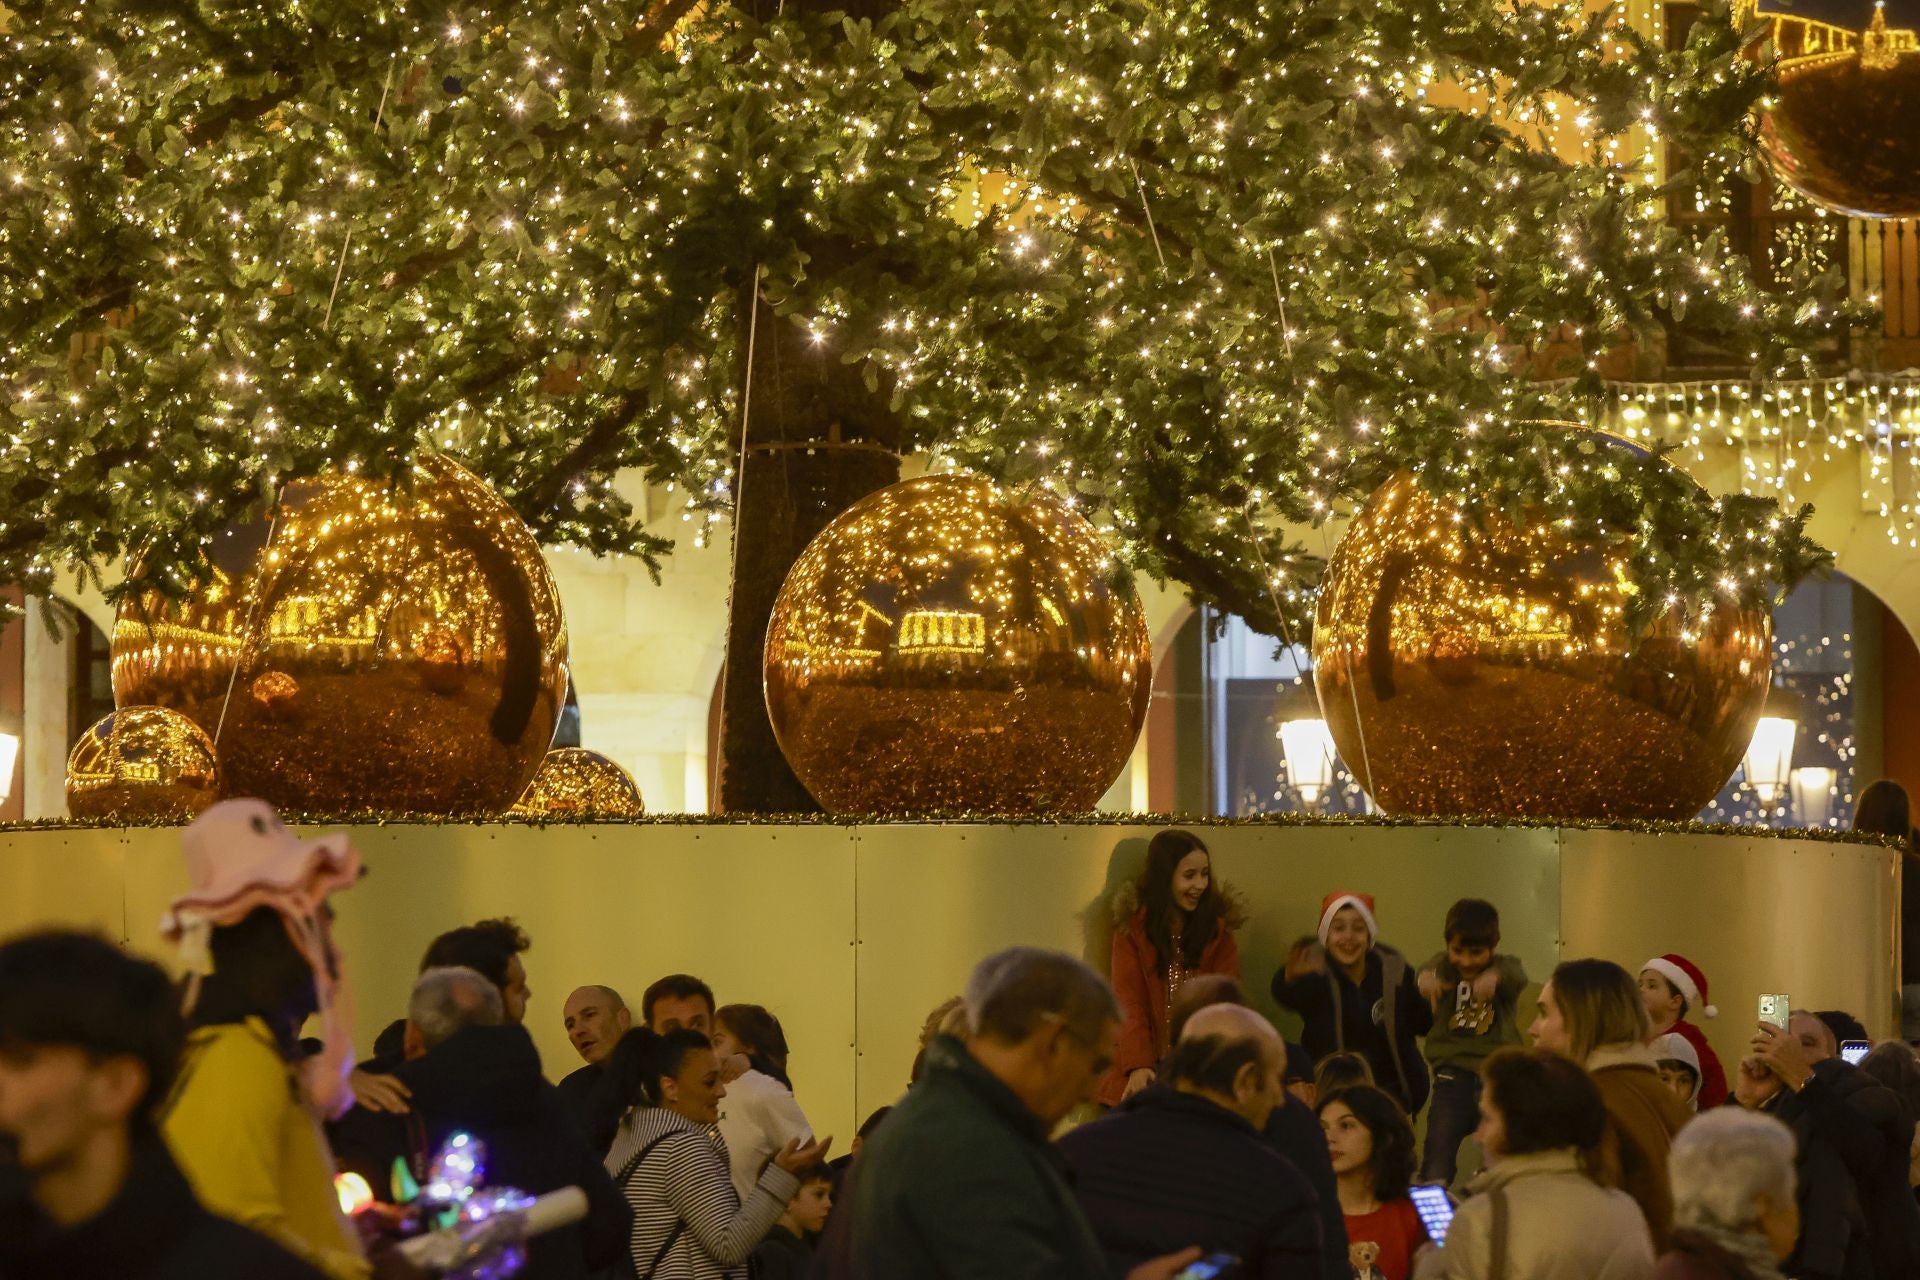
top-left (1414, 898), bottom-right (1528, 1187)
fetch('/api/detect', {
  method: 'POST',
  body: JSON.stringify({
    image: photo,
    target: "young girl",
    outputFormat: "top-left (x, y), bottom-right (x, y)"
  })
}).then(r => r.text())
top-left (1274, 892), bottom-right (1432, 1116)
top-left (713, 1004), bottom-right (814, 1202)
top-left (1102, 829), bottom-right (1244, 1106)
top-left (1318, 1084), bottom-right (1429, 1280)
top-left (1637, 953), bottom-right (1728, 1109)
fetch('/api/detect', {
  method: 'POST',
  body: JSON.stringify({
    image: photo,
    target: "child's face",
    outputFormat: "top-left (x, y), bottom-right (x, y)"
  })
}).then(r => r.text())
top-left (1447, 939), bottom-right (1494, 980)
top-left (788, 1179), bottom-right (833, 1235)
top-left (1326, 907), bottom-right (1372, 968)
top-left (1319, 1100), bottom-right (1375, 1176)
top-left (1658, 1062), bottom-right (1699, 1106)
top-left (1639, 971), bottom-right (1685, 1028)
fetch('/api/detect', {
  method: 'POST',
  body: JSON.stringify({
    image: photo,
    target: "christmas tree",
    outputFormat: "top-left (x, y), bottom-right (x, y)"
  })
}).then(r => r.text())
top-left (0, 0), bottom-right (1846, 805)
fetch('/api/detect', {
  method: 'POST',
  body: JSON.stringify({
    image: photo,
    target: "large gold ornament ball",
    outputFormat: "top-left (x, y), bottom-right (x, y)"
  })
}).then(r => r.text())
top-left (1312, 472), bottom-right (1772, 820)
top-left (111, 456), bottom-right (568, 815)
top-left (511, 748), bottom-right (646, 817)
top-left (1746, 0), bottom-right (1920, 218)
top-left (67, 706), bottom-right (221, 822)
top-left (765, 474), bottom-right (1153, 814)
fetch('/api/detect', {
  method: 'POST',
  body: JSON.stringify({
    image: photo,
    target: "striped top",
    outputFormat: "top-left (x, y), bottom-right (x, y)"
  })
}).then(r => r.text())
top-left (614, 1105), bottom-right (799, 1280)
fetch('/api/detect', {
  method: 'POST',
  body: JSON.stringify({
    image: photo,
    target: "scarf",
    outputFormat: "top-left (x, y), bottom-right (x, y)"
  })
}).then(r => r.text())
top-left (1672, 1224), bottom-right (1787, 1280)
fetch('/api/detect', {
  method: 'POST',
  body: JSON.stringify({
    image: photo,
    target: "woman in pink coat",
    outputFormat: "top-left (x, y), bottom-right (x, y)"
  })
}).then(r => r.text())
top-left (1100, 829), bottom-right (1245, 1107)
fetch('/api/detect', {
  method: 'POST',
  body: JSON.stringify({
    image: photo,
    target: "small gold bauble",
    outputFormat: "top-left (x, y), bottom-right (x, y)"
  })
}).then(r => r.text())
top-left (764, 473), bottom-right (1153, 814)
top-left (1312, 470), bottom-right (1772, 820)
top-left (111, 455), bottom-right (568, 815)
top-left (511, 748), bottom-right (646, 817)
top-left (1746, 0), bottom-right (1920, 218)
top-left (66, 706), bottom-right (221, 822)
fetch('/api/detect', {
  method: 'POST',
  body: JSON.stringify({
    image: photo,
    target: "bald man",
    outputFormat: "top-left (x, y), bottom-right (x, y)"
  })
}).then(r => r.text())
top-left (555, 985), bottom-right (631, 1143)
top-left (1057, 1004), bottom-right (1324, 1279)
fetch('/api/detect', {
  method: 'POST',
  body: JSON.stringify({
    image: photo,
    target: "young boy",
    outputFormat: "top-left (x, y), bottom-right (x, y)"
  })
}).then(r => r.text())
top-left (750, 1162), bottom-right (833, 1280)
top-left (1652, 1032), bottom-right (1703, 1111)
top-left (1414, 898), bottom-right (1529, 1187)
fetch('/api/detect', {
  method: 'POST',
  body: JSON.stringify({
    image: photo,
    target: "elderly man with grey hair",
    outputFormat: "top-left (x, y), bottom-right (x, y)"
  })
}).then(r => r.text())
top-left (326, 967), bottom-right (630, 1279)
top-left (836, 947), bottom-right (1201, 1280)
top-left (1655, 1108), bottom-right (1799, 1280)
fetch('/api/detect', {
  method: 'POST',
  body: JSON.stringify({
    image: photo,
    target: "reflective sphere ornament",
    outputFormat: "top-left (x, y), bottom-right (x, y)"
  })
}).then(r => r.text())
top-left (1312, 471), bottom-right (1772, 820)
top-left (764, 474), bottom-right (1153, 814)
top-left (66, 706), bottom-right (221, 822)
top-left (511, 748), bottom-right (645, 817)
top-left (1746, 0), bottom-right (1920, 218)
top-left (111, 455), bottom-right (568, 814)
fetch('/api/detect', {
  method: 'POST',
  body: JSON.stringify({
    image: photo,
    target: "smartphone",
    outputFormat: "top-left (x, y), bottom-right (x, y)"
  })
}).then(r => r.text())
top-left (1172, 1254), bottom-right (1243, 1280)
top-left (1759, 993), bottom-right (1791, 1031)
top-left (1841, 1040), bottom-right (1871, 1065)
top-left (1410, 1183), bottom-right (1456, 1244)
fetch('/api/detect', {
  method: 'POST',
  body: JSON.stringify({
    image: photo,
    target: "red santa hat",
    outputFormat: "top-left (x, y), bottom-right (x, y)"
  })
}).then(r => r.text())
top-left (1318, 891), bottom-right (1378, 947)
top-left (1642, 953), bottom-right (1717, 1020)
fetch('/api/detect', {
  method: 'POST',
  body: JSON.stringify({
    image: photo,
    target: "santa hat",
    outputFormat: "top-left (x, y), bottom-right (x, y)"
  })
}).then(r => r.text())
top-left (1642, 953), bottom-right (1717, 1020)
top-left (1318, 891), bottom-right (1378, 947)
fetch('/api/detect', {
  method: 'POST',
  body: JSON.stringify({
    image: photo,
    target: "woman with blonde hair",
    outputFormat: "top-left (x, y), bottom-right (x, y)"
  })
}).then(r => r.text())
top-left (1530, 958), bottom-right (1690, 1248)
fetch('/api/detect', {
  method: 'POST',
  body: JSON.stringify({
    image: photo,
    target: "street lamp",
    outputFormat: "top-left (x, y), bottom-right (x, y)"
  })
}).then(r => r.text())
top-left (0, 732), bottom-right (19, 806)
top-left (1742, 688), bottom-right (1799, 804)
top-left (1790, 765), bottom-right (1837, 828)
top-left (1279, 717), bottom-right (1336, 805)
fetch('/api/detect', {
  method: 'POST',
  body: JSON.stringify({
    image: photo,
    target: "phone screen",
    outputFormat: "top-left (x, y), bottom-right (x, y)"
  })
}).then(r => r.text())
top-left (1841, 1041), bottom-right (1871, 1066)
top-left (1410, 1184), bottom-right (1455, 1244)
top-left (1172, 1254), bottom-right (1242, 1280)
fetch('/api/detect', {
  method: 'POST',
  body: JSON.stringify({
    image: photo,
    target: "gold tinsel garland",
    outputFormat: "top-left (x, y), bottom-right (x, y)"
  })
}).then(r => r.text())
top-left (0, 810), bottom-right (1899, 847)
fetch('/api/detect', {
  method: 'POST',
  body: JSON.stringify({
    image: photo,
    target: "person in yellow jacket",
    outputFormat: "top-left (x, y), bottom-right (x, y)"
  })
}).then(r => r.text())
top-left (158, 799), bottom-right (372, 1280)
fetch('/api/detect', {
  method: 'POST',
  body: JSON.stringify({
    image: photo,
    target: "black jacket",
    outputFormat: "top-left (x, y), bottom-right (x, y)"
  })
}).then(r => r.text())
top-left (327, 1023), bottom-right (630, 1280)
top-left (1055, 1086), bottom-right (1324, 1280)
top-left (1265, 1092), bottom-right (1350, 1280)
top-left (0, 1131), bottom-right (325, 1280)
top-left (1765, 1058), bottom-right (1920, 1280)
top-left (555, 1061), bottom-right (606, 1149)
top-left (751, 1223), bottom-right (813, 1280)
top-left (1272, 944), bottom-right (1433, 1114)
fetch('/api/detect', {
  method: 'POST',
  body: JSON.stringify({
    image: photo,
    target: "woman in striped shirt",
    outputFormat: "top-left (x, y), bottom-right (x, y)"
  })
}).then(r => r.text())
top-left (602, 1026), bottom-right (831, 1280)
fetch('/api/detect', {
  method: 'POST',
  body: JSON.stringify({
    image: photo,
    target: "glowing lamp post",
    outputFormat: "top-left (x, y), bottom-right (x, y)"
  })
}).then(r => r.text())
top-left (1742, 689), bottom-right (1799, 804)
top-left (1279, 717), bottom-right (1337, 805)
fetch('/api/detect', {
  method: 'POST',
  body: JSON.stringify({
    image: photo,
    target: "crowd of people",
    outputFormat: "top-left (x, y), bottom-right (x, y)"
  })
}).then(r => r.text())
top-left (3, 801), bottom-right (1920, 1280)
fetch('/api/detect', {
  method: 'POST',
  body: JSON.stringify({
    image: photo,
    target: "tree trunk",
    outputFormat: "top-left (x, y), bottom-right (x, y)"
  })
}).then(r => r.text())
top-left (715, 277), bottom-right (901, 813)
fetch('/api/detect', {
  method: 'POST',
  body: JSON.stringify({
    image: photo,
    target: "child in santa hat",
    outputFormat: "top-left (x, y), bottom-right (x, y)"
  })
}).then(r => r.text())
top-left (1272, 892), bottom-right (1433, 1117)
top-left (1638, 953), bottom-right (1728, 1109)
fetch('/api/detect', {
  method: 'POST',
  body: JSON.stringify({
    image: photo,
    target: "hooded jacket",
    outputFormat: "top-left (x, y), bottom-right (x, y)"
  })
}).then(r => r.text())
top-left (1056, 1085), bottom-right (1323, 1280)
top-left (1272, 943), bottom-right (1433, 1115)
top-left (0, 1130), bottom-right (327, 1280)
top-left (1101, 880), bottom-right (1246, 1106)
top-left (326, 1022), bottom-right (629, 1280)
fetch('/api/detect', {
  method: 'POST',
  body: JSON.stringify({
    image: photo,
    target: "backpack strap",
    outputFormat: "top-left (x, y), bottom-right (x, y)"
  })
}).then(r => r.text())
top-left (1487, 1184), bottom-right (1510, 1280)
top-left (617, 1129), bottom-right (693, 1280)
top-left (1329, 974), bottom-right (1347, 1055)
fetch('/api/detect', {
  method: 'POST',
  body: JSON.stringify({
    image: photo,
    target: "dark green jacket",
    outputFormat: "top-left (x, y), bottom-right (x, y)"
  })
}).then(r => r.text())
top-left (847, 1035), bottom-right (1109, 1280)
top-left (1419, 952), bottom-right (1529, 1071)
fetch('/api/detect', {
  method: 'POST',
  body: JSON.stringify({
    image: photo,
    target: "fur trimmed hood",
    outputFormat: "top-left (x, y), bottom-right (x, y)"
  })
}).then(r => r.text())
top-left (1110, 877), bottom-right (1249, 932)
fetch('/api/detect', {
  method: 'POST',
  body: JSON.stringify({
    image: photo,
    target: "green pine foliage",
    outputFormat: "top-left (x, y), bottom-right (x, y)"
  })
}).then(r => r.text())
top-left (0, 0), bottom-right (1846, 634)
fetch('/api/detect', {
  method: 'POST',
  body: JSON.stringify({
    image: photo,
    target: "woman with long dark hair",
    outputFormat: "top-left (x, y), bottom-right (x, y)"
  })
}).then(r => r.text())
top-left (599, 1026), bottom-right (829, 1280)
top-left (1101, 829), bottom-right (1244, 1106)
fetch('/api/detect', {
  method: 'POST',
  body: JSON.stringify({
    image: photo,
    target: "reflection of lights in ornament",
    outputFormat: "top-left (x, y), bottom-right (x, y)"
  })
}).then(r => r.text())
top-left (1791, 765), bottom-right (1838, 827)
top-left (1278, 718), bottom-right (1336, 804)
top-left (65, 707), bottom-right (221, 821)
top-left (0, 731), bottom-right (17, 804)
top-left (334, 1172), bottom-right (375, 1216)
top-left (1743, 711), bottom-right (1798, 803)
top-left (511, 748), bottom-right (644, 817)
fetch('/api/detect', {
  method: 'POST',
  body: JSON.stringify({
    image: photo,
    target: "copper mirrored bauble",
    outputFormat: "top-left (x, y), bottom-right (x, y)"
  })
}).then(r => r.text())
top-left (511, 748), bottom-right (646, 817)
top-left (765, 474), bottom-right (1153, 814)
top-left (66, 706), bottom-right (221, 822)
top-left (1312, 471), bottom-right (1772, 820)
top-left (1745, 0), bottom-right (1920, 218)
top-left (111, 456), bottom-right (568, 814)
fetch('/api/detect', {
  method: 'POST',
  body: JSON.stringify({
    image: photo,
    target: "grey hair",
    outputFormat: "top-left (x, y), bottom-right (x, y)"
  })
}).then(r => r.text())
top-left (409, 965), bottom-right (505, 1051)
top-left (963, 946), bottom-right (1119, 1046)
top-left (1669, 1107), bottom-right (1797, 1233)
